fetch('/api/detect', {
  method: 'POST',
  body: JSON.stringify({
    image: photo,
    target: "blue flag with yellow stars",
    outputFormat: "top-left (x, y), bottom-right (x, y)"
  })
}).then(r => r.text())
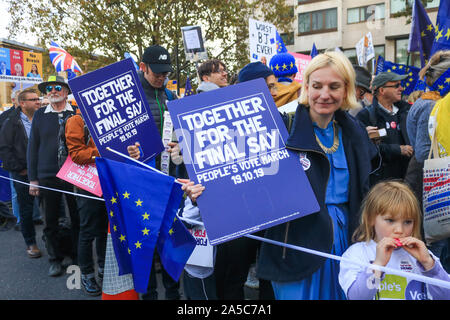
top-left (311, 43), bottom-right (318, 58)
top-left (184, 76), bottom-right (195, 96)
top-left (376, 58), bottom-right (420, 96)
top-left (375, 55), bottom-right (385, 75)
top-left (428, 68), bottom-right (450, 97)
top-left (96, 157), bottom-right (194, 292)
top-left (431, 0), bottom-right (450, 55)
top-left (275, 31), bottom-right (287, 53)
top-left (408, 0), bottom-right (435, 68)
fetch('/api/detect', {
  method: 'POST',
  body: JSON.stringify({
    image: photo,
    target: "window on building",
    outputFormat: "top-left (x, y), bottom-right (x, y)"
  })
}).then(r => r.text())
top-left (348, 3), bottom-right (385, 24)
top-left (298, 8), bottom-right (338, 35)
top-left (395, 38), bottom-right (421, 67)
top-left (281, 32), bottom-right (295, 46)
top-left (390, 0), bottom-right (439, 15)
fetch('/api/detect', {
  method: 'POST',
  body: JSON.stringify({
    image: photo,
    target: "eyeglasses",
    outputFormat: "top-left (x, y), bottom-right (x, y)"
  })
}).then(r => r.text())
top-left (382, 83), bottom-right (402, 89)
top-left (213, 68), bottom-right (227, 75)
top-left (153, 72), bottom-right (170, 79)
top-left (267, 84), bottom-right (278, 92)
top-left (23, 98), bottom-right (40, 102)
top-left (46, 85), bottom-right (63, 93)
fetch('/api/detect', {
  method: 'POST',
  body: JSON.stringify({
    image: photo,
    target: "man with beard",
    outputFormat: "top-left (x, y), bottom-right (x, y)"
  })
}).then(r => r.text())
top-left (28, 75), bottom-right (79, 277)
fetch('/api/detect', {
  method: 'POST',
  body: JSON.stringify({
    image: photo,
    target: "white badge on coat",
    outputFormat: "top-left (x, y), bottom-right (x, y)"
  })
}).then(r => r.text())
top-left (299, 153), bottom-right (311, 171)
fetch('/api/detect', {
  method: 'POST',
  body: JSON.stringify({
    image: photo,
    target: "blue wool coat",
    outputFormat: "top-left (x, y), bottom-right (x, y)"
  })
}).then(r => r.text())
top-left (256, 104), bottom-right (379, 282)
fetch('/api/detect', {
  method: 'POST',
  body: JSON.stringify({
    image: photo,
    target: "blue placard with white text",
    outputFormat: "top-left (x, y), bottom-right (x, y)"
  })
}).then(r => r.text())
top-left (68, 58), bottom-right (164, 163)
top-left (168, 78), bottom-right (319, 245)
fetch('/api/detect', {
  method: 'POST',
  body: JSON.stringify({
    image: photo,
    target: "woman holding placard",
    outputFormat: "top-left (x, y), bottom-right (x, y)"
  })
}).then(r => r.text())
top-left (184, 51), bottom-right (379, 300)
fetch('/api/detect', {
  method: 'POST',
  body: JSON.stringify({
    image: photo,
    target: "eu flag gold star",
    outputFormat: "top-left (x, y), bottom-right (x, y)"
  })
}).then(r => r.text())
top-left (135, 199), bottom-right (143, 207)
top-left (275, 64), bottom-right (280, 71)
top-left (110, 210), bottom-right (114, 217)
top-left (119, 234), bottom-right (126, 242)
top-left (436, 28), bottom-right (443, 41)
top-left (111, 196), bottom-right (117, 204)
top-left (169, 228), bottom-right (174, 236)
top-left (445, 77), bottom-right (450, 84)
top-left (438, 85), bottom-right (444, 90)
top-left (445, 28), bottom-right (450, 41)
top-left (427, 24), bottom-right (433, 32)
top-left (142, 227), bottom-right (150, 236)
top-left (128, 248), bottom-right (131, 254)
top-left (421, 30), bottom-right (426, 37)
top-left (282, 63), bottom-right (287, 70)
top-left (135, 241), bottom-right (142, 249)
top-left (142, 212), bottom-right (150, 220)
top-left (123, 191), bottom-right (130, 199)
top-left (113, 225), bottom-right (117, 232)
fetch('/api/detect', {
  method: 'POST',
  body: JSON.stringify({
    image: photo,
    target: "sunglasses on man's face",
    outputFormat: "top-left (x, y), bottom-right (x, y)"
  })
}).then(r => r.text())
top-left (382, 83), bottom-right (402, 89)
top-left (46, 85), bottom-right (63, 93)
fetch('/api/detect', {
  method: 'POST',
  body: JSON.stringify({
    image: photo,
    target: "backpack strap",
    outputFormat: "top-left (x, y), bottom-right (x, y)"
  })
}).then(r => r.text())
top-left (367, 104), bottom-right (377, 127)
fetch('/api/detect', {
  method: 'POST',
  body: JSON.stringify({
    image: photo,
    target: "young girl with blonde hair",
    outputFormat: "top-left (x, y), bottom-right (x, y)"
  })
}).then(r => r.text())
top-left (339, 181), bottom-right (450, 300)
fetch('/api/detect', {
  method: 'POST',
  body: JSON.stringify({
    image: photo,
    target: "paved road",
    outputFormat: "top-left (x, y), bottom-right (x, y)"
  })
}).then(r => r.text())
top-left (0, 221), bottom-right (258, 300)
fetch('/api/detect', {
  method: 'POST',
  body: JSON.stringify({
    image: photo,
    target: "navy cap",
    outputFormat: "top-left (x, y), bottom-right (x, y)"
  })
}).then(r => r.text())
top-left (238, 62), bottom-right (274, 83)
top-left (142, 45), bottom-right (173, 74)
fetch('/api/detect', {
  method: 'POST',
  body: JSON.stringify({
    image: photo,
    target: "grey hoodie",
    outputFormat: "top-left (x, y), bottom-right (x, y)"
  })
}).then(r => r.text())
top-left (196, 81), bottom-right (220, 93)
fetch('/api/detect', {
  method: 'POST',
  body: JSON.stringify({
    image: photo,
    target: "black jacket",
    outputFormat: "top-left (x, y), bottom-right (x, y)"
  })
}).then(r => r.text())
top-left (356, 98), bottom-right (411, 185)
top-left (138, 72), bottom-right (178, 176)
top-left (27, 105), bottom-right (76, 181)
top-left (0, 107), bottom-right (29, 173)
top-left (257, 105), bottom-right (378, 282)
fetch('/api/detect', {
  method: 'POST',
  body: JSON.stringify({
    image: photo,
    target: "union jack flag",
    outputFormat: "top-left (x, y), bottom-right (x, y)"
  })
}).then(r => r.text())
top-left (49, 41), bottom-right (83, 73)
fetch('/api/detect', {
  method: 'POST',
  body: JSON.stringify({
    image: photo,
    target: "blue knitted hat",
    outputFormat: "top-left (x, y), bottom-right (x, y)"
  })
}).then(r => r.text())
top-left (238, 62), bottom-right (274, 83)
top-left (269, 52), bottom-right (298, 78)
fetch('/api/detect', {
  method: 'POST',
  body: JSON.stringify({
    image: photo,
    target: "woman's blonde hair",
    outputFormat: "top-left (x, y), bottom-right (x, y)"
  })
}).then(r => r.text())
top-left (299, 51), bottom-right (360, 111)
top-left (352, 180), bottom-right (422, 243)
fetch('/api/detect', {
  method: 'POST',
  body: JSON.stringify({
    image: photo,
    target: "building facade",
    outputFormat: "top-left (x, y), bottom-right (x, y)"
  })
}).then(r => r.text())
top-left (281, 0), bottom-right (440, 72)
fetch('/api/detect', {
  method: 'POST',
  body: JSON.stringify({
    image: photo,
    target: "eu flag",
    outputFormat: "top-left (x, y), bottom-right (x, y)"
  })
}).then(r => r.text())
top-left (96, 157), bottom-right (194, 292)
top-left (275, 31), bottom-right (288, 53)
top-left (184, 76), bottom-right (195, 96)
top-left (378, 58), bottom-right (421, 96)
top-left (408, 0), bottom-right (435, 67)
top-left (431, 0), bottom-right (450, 55)
top-left (375, 55), bottom-right (385, 75)
top-left (311, 43), bottom-right (318, 58)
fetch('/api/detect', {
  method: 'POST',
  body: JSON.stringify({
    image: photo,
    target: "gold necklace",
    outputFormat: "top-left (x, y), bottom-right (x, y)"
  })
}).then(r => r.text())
top-left (315, 120), bottom-right (339, 154)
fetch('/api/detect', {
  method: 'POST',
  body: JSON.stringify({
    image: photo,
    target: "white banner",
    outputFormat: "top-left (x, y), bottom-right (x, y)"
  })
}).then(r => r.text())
top-left (0, 74), bottom-right (42, 84)
top-left (249, 18), bottom-right (277, 64)
top-left (355, 32), bottom-right (375, 67)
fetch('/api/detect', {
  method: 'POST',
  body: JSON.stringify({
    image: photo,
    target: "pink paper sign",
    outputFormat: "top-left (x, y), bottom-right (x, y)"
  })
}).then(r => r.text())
top-left (57, 156), bottom-right (102, 197)
top-left (289, 51), bottom-right (312, 83)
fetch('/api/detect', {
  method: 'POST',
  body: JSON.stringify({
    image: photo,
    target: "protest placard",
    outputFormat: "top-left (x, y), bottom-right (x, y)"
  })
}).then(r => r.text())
top-left (68, 58), bottom-right (164, 163)
top-left (289, 52), bottom-right (311, 83)
top-left (181, 26), bottom-right (208, 61)
top-left (168, 78), bottom-right (319, 245)
top-left (355, 32), bottom-right (375, 67)
top-left (57, 156), bottom-right (102, 197)
top-left (249, 18), bottom-right (277, 64)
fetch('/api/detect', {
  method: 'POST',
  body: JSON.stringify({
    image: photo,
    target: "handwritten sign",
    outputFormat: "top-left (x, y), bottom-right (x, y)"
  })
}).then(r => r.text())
top-left (249, 18), bottom-right (277, 64)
